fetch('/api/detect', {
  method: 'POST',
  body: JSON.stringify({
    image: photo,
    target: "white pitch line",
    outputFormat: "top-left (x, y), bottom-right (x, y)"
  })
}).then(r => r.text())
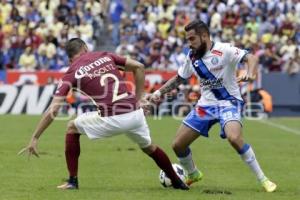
top-left (257, 120), bottom-right (300, 136)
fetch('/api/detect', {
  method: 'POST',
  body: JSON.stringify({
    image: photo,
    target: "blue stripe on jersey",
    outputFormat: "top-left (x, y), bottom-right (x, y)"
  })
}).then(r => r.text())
top-left (192, 58), bottom-right (237, 101)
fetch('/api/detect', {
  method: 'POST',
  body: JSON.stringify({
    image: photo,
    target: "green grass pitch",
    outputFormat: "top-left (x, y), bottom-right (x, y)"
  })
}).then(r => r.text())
top-left (0, 115), bottom-right (299, 200)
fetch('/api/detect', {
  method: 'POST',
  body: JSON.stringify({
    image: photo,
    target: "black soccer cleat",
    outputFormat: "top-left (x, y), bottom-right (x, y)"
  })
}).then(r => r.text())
top-left (172, 178), bottom-right (190, 190)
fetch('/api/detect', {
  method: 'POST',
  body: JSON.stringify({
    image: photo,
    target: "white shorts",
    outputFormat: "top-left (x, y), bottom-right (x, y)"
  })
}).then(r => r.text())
top-left (74, 108), bottom-right (151, 148)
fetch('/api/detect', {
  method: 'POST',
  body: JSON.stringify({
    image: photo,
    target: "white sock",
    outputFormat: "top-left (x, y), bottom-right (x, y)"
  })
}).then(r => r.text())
top-left (240, 145), bottom-right (266, 182)
top-left (178, 151), bottom-right (198, 175)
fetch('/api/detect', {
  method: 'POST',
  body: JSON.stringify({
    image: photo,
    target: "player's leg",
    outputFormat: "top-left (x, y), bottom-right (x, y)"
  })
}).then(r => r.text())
top-left (59, 111), bottom-right (120, 189)
top-left (57, 120), bottom-right (80, 190)
top-left (125, 109), bottom-right (188, 190)
top-left (224, 120), bottom-right (277, 192)
top-left (174, 106), bottom-right (218, 185)
top-left (141, 144), bottom-right (188, 190)
top-left (172, 124), bottom-right (203, 186)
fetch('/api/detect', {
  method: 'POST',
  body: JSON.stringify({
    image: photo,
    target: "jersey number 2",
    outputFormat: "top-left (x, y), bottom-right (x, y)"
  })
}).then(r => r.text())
top-left (100, 73), bottom-right (128, 102)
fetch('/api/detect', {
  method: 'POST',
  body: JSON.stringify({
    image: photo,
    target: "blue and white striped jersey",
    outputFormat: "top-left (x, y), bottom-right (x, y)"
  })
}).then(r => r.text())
top-left (178, 42), bottom-right (248, 106)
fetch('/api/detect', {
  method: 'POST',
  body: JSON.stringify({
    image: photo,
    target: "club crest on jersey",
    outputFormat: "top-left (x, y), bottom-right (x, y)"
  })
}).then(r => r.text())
top-left (193, 60), bottom-right (200, 67)
top-left (211, 57), bottom-right (219, 65)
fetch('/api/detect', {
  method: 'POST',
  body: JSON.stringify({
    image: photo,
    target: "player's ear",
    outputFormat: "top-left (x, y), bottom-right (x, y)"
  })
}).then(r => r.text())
top-left (69, 57), bottom-right (73, 64)
top-left (84, 45), bottom-right (89, 52)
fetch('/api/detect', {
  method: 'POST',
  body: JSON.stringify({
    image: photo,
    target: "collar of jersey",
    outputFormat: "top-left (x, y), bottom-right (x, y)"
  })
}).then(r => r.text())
top-left (210, 41), bottom-right (215, 51)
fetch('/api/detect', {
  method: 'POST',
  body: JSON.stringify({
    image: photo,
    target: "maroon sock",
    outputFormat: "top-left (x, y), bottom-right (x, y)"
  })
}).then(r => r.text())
top-left (65, 134), bottom-right (80, 177)
top-left (149, 147), bottom-right (180, 184)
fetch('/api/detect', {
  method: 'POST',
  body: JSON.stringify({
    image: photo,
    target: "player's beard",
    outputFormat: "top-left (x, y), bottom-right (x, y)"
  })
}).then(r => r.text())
top-left (191, 42), bottom-right (207, 59)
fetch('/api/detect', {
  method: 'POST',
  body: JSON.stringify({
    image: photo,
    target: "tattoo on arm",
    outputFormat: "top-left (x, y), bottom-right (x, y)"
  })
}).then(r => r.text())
top-left (159, 75), bottom-right (185, 95)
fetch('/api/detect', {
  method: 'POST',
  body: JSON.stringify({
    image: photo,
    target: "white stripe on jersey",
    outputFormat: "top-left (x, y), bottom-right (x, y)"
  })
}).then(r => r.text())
top-left (178, 42), bottom-right (247, 106)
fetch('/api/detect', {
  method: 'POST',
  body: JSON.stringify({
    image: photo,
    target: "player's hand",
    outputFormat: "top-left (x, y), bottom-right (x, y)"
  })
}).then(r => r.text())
top-left (18, 137), bottom-right (39, 159)
top-left (237, 71), bottom-right (256, 82)
top-left (146, 90), bottom-right (161, 103)
top-left (139, 97), bottom-right (154, 115)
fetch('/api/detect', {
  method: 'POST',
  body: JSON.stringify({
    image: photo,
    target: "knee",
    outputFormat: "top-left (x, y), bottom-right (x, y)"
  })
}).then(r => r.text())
top-left (172, 140), bottom-right (185, 155)
top-left (227, 134), bottom-right (240, 144)
top-left (66, 120), bottom-right (78, 133)
top-left (227, 133), bottom-right (244, 150)
top-left (142, 144), bottom-right (156, 155)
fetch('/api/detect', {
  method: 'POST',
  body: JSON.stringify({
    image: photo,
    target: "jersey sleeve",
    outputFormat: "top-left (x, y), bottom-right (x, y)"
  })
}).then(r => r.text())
top-left (177, 54), bottom-right (194, 79)
top-left (225, 44), bottom-right (248, 67)
top-left (54, 72), bottom-right (76, 97)
top-left (107, 52), bottom-right (126, 66)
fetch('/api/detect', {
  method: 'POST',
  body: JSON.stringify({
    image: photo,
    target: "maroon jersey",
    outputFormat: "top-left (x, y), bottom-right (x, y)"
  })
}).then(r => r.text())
top-left (55, 51), bottom-right (137, 116)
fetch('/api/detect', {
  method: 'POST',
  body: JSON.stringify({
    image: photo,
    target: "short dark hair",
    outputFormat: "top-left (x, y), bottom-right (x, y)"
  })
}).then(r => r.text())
top-left (65, 38), bottom-right (87, 59)
top-left (184, 20), bottom-right (210, 35)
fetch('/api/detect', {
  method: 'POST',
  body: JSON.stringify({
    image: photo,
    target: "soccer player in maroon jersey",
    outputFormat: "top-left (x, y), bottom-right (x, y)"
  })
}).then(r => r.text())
top-left (19, 38), bottom-right (189, 190)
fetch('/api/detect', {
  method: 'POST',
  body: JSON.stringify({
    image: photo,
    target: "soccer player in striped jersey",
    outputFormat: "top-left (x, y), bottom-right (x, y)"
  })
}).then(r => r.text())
top-left (148, 20), bottom-right (276, 192)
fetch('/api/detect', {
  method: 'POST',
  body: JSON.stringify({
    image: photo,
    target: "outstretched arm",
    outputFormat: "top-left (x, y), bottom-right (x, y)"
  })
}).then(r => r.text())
top-left (153, 75), bottom-right (186, 97)
top-left (31, 97), bottom-right (63, 139)
top-left (19, 97), bottom-right (64, 157)
top-left (145, 75), bottom-right (186, 104)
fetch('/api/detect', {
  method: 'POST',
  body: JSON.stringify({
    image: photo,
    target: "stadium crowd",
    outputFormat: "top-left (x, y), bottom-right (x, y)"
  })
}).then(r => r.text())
top-left (0, 0), bottom-right (106, 70)
top-left (114, 0), bottom-right (300, 75)
top-left (0, 0), bottom-right (299, 74)
top-left (0, 0), bottom-right (298, 116)
top-left (111, 0), bottom-right (298, 116)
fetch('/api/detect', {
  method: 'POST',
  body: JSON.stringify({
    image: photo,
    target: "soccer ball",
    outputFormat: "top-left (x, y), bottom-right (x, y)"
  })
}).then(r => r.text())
top-left (159, 163), bottom-right (186, 187)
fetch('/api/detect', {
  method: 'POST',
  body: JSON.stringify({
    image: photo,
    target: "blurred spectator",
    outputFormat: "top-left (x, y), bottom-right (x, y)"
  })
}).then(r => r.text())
top-left (38, 0), bottom-right (58, 24)
top-left (0, 0), bottom-right (101, 71)
top-left (109, 0), bottom-right (124, 46)
top-left (157, 17), bottom-right (171, 39)
top-left (245, 17), bottom-right (259, 34)
top-left (25, 27), bottom-right (43, 49)
top-left (0, 0), bottom-right (12, 24)
top-left (110, 0), bottom-right (299, 75)
top-left (10, 6), bottom-right (23, 22)
top-left (260, 44), bottom-right (282, 72)
top-left (25, 5), bottom-right (41, 24)
top-left (157, 0), bottom-right (176, 21)
top-left (37, 36), bottom-right (57, 70)
top-left (68, 8), bottom-right (80, 26)
top-left (283, 48), bottom-right (300, 75)
top-left (169, 44), bottom-right (185, 71)
top-left (55, 42), bottom-right (69, 70)
top-left (242, 28), bottom-right (257, 49)
top-left (280, 18), bottom-right (295, 38)
top-left (56, 0), bottom-right (71, 23)
top-left (18, 47), bottom-right (37, 71)
top-left (279, 39), bottom-right (297, 62)
top-left (209, 7), bottom-right (222, 36)
top-left (7, 27), bottom-right (23, 64)
top-left (0, 0), bottom-right (298, 75)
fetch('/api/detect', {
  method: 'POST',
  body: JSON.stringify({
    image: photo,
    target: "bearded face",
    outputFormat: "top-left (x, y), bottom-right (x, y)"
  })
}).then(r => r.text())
top-left (186, 30), bottom-right (208, 59)
top-left (191, 39), bottom-right (207, 59)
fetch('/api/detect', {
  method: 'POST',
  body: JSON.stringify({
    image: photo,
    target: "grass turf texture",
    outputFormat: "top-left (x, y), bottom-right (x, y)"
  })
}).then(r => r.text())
top-left (0, 115), bottom-right (299, 200)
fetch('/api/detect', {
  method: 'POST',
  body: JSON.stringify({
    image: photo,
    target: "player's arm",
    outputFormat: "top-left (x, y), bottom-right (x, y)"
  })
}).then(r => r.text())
top-left (18, 97), bottom-right (64, 157)
top-left (123, 57), bottom-right (145, 101)
top-left (19, 77), bottom-right (73, 157)
top-left (153, 75), bottom-right (186, 98)
top-left (237, 53), bottom-right (258, 82)
top-left (31, 96), bottom-right (64, 140)
top-left (150, 54), bottom-right (192, 101)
